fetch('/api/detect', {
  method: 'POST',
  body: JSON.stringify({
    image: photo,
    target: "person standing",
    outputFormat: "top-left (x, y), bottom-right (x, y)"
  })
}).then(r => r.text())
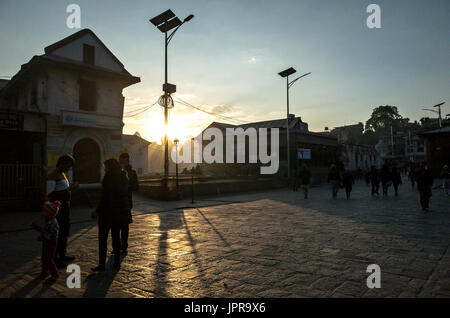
top-left (46, 154), bottom-right (78, 267)
top-left (91, 159), bottom-right (130, 271)
top-left (370, 166), bottom-right (380, 196)
top-left (342, 169), bottom-right (355, 200)
top-left (327, 164), bottom-right (341, 199)
top-left (392, 166), bottom-right (402, 196)
top-left (298, 164), bottom-right (312, 199)
top-left (417, 162), bottom-right (434, 212)
top-left (118, 153), bottom-right (139, 254)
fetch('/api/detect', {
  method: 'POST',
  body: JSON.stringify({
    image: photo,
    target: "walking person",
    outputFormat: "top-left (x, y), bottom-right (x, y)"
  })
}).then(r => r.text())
top-left (440, 165), bottom-right (450, 196)
top-left (370, 166), bottom-right (380, 196)
top-left (91, 159), bottom-right (130, 271)
top-left (392, 166), bottom-right (402, 196)
top-left (342, 169), bottom-right (355, 200)
top-left (327, 164), bottom-right (341, 199)
top-left (118, 153), bottom-right (139, 255)
top-left (380, 163), bottom-right (392, 196)
top-left (46, 154), bottom-right (78, 267)
top-left (298, 164), bottom-right (312, 199)
top-left (417, 162), bottom-right (434, 212)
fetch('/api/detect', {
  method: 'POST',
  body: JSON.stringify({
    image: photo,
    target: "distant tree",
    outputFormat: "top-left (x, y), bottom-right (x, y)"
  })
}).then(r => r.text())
top-left (365, 105), bottom-right (403, 134)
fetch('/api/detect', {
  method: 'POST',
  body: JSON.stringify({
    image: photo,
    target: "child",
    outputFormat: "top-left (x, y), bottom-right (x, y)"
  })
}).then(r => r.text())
top-left (31, 200), bottom-right (61, 279)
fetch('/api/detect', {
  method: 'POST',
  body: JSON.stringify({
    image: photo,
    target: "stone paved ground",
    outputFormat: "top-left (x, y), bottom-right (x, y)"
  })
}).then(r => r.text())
top-left (0, 178), bottom-right (449, 298)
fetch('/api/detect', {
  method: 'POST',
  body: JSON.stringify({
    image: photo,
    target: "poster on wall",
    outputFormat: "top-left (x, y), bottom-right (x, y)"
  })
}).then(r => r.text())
top-left (298, 148), bottom-right (311, 159)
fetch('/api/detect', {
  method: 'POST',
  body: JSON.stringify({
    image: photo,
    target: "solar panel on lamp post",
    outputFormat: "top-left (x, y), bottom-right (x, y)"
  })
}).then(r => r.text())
top-left (149, 10), bottom-right (194, 188)
top-left (278, 67), bottom-right (311, 178)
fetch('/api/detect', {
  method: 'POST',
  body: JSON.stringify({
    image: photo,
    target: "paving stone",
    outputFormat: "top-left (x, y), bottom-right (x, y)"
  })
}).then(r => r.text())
top-left (0, 181), bottom-right (449, 297)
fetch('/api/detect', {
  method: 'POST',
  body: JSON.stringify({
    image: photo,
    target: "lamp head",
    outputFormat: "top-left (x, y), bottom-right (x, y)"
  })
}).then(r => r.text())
top-left (184, 14), bottom-right (194, 22)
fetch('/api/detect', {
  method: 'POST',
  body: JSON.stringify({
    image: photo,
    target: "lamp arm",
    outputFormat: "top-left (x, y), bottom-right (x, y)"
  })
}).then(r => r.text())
top-left (167, 22), bottom-right (185, 45)
top-left (288, 72), bottom-right (311, 88)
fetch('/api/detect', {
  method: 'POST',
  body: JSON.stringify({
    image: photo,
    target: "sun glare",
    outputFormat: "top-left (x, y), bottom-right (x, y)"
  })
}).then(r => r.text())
top-left (144, 110), bottom-right (190, 144)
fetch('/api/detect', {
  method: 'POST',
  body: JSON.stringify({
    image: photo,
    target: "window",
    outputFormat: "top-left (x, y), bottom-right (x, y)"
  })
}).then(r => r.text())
top-left (83, 44), bottom-right (95, 65)
top-left (79, 80), bottom-right (96, 111)
top-left (30, 81), bottom-right (37, 106)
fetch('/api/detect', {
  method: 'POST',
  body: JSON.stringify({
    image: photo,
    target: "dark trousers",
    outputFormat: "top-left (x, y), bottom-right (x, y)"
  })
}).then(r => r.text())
top-left (420, 192), bottom-right (430, 210)
top-left (56, 202), bottom-right (70, 259)
top-left (120, 224), bottom-right (129, 251)
top-left (42, 240), bottom-right (58, 277)
top-left (393, 183), bottom-right (400, 196)
top-left (98, 222), bottom-right (121, 266)
top-left (345, 186), bottom-right (352, 199)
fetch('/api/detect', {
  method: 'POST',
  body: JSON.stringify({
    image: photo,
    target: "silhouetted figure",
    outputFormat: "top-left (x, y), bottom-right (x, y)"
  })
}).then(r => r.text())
top-left (299, 164), bottom-right (312, 199)
top-left (392, 166), bottom-right (402, 196)
top-left (408, 165), bottom-right (416, 190)
top-left (417, 163), bottom-right (434, 212)
top-left (364, 170), bottom-right (371, 186)
top-left (440, 165), bottom-right (450, 196)
top-left (380, 164), bottom-right (392, 196)
top-left (327, 164), bottom-right (341, 199)
top-left (342, 170), bottom-right (355, 199)
top-left (118, 153), bottom-right (139, 255)
top-left (91, 159), bottom-right (130, 271)
top-left (357, 168), bottom-right (363, 180)
top-left (47, 154), bottom-right (78, 267)
top-left (370, 166), bottom-right (380, 196)
top-left (31, 201), bottom-right (61, 279)
top-left (292, 167), bottom-right (299, 192)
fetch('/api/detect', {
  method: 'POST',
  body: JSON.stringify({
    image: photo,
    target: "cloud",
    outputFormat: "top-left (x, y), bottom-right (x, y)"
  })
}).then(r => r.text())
top-left (211, 105), bottom-right (233, 114)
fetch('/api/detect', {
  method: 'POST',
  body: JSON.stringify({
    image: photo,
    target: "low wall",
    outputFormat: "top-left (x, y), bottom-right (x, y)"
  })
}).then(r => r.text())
top-left (139, 178), bottom-right (289, 201)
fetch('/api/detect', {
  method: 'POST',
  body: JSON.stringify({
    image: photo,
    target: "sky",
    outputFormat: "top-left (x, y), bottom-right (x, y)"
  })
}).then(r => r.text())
top-left (1, 0), bottom-right (449, 143)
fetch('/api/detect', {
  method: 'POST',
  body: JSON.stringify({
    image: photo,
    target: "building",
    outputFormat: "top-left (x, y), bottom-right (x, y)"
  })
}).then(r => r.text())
top-left (0, 29), bottom-right (140, 210)
top-left (418, 126), bottom-right (450, 177)
top-left (122, 132), bottom-right (150, 176)
top-left (331, 123), bottom-right (381, 170)
top-left (199, 115), bottom-right (339, 181)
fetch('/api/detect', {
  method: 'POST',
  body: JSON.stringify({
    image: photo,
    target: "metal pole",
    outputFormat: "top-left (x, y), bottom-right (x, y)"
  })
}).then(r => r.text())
top-left (191, 173), bottom-right (194, 204)
top-left (438, 105), bottom-right (442, 128)
top-left (164, 31), bottom-right (169, 180)
top-left (390, 126), bottom-right (394, 156)
top-left (175, 143), bottom-right (179, 191)
top-left (286, 76), bottom-right (290, 178)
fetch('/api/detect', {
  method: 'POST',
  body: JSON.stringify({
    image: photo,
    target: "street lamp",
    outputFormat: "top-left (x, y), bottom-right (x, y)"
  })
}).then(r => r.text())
top-left (149, 9), bottom-right (194, 185)
top-left (174, 138), bottom-right (179, 192)
top-left (422, 102), bottom-right (445, 128)
top-left (278, 67), bottom-right (311, 178)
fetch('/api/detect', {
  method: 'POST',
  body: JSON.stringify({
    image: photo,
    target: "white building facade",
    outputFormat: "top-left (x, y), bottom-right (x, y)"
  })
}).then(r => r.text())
top-left (0, 29), bottom-right (140, 187)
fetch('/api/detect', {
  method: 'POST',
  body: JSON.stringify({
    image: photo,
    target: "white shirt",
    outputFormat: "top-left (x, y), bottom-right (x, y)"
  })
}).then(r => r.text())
top-left (46, 178), bottom-right (69, 195)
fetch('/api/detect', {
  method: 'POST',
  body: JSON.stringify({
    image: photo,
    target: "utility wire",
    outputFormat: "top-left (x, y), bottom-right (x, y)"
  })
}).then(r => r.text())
top-left (123, 102), bottom-right (158, 118)
top-left (173, 96), bottom-right (249, 125)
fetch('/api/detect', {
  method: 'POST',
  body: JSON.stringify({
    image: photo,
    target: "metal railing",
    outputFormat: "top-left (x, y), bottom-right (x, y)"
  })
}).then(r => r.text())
top-left (0, 164), bottom-right (42, 201)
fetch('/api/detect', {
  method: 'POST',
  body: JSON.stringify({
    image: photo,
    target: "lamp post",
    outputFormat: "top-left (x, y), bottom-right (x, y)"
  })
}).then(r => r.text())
top-left (150, 9), bottom-right (194, 188)
top-left (278, 67), bottom-right (311, 178)
top-left (174, 138), bottom-right (179, 192)
top-left (422, 102), bottom-right (445, 128)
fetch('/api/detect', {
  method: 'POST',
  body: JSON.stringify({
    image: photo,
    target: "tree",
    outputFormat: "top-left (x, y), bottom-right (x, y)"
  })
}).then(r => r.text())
top-left (365, 105), bottom-right (403, 134)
